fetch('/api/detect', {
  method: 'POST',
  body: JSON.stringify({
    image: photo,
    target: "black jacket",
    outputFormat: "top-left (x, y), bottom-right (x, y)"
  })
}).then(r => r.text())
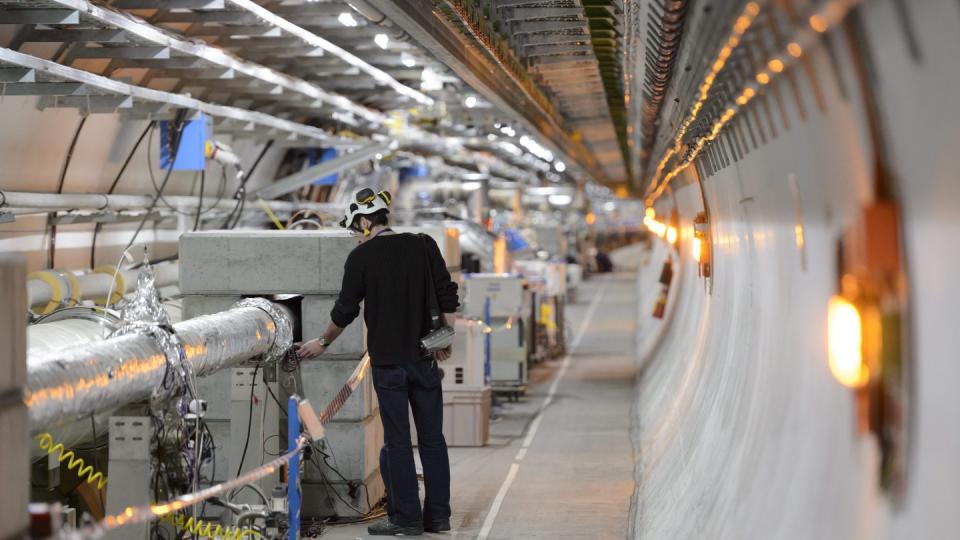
top-left (330, 232), bottom-right (459, 365)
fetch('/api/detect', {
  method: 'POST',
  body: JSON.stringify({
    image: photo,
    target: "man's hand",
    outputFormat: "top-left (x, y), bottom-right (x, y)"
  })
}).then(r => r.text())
top-left (297, 339), bottom-right (327, 359)
top-left (433, 345), bottom-right (452, 362)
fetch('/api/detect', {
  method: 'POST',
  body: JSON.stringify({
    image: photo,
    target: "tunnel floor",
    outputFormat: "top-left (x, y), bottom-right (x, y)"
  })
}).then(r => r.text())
top-left (322, 273), bottom-right (640, 539)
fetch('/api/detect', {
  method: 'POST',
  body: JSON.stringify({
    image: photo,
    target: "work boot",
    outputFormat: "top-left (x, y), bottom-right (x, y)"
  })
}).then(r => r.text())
top-left (367, 518), bottom-right (424, 536)
top-left (424, 519), bottom-right (451, 533)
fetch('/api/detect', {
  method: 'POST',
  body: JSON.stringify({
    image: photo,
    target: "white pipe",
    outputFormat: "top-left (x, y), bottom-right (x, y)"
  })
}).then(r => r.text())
top-left (27, 261), bottom-right (180, 310)
top-left (0, 190), bottom-right (338, 214)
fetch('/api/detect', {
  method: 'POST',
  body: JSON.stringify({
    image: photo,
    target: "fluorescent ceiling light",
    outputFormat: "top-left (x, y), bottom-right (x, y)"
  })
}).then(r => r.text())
top-left (461, 181), bottom-right (483, 191)
top-left (374, 33), bottom-right (389, 49)
top-left (554, 161), bottom-right (566, 173)
top-left (338, 12), bottom-right (358, 27)
top-left (603, 201), bottom-right (616, 211)
top-left (401, 53), bottom-right (416, 67)
top-left (420, 67), bottom-right (442, 91)
top-left (464, 95), bottom-right (477, 108)
top-left (548, 194), bottom-right (573, 206)
top-left (226, 0), bottom-right (433, 105)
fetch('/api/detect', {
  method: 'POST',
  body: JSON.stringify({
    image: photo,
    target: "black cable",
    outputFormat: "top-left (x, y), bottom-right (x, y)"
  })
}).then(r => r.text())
top-left (222, 140), bottom-right (273, 228)
top-left (125, 110), bottom-right (189, 253)
top-left (145, 125), bottom-right (196, 218)
top-left (193, 169), bottom-right (206, 231)
top-left (90, 223), bottom-right (101, 269)
top-left (89, 413), bottom-right (105, 509)
top-left (107, 121), bottom-right (155, 194)
top-left (55, 116), bottom-right (88, 194)
top-left (48, 116), bottom-right (88, 269)
top-left (234, 364), bottom-right (260, 478)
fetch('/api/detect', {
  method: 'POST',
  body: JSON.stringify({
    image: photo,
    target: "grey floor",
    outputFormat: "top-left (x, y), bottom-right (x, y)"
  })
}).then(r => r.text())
top-left (321, 273), bottom-right (639, 539)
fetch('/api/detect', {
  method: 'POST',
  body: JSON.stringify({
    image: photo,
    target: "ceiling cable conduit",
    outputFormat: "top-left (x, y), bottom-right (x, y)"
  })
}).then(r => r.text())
top-left (0, 47), bottom-right (356, 146)
top-left (26, 0), bottom-right (388, 125)
top-left (224, 0), bottom-right (434, 105)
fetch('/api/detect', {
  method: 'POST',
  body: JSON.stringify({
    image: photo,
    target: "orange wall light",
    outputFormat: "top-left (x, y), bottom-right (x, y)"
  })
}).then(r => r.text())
top-left (666, 226), bottom-right (678, 245)
top-left (827, 295), bottom-right (869, 388)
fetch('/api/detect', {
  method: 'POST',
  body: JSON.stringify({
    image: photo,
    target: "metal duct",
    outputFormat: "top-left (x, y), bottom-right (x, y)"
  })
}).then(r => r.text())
top-left (26, 299), bottom-right (292, 431)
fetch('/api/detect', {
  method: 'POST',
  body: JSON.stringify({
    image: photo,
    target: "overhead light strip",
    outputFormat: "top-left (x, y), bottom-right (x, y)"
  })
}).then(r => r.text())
top-left (225, 0), bottom-right (435, 106)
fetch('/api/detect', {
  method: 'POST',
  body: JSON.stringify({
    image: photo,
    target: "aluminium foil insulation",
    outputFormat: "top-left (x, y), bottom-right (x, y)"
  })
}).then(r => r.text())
top-left (26, 298), bottom-right (292, 431)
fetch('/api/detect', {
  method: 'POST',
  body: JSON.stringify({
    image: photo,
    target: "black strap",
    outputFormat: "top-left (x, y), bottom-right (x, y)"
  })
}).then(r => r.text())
top-left (419, 234), bottom-right (442, 330)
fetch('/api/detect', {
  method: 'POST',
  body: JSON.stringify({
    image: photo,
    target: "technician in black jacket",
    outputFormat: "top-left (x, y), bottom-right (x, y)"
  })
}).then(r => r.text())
top-left (297, 188), bottom-right (459, 536)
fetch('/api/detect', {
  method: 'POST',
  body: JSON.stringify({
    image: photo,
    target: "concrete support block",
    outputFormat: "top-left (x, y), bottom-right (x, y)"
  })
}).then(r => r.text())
top-left (0, 255), bottom-right (28, 540)
top-left (299, 358), bottom-right (378, 422)
top-left (301, 295), bottom-right (366, 357)
top-left (302, 470), bottom-right (385, 519)
top-left (182, 294), bottom-right (242, 321)
top-left (304, 413), bottom-right (383, 484)
top-left (179, 230), bottom-right (356, 295)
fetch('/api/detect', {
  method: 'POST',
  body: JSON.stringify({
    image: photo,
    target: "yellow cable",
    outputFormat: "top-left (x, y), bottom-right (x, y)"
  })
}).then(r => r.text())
top-left (36, 433), bottom-right (107, 490)
top-left (257, 198), bottom-right (285, 230)
top-left (160, 512), bottom-right (262, 539)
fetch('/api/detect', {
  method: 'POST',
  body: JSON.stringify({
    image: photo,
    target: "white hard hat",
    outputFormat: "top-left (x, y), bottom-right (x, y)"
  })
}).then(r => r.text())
top-left (339, 187), bottom-right (392, 230)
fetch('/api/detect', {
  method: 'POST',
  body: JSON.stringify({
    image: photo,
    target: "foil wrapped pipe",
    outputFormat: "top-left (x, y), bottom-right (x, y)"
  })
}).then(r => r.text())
top-left (26, 298), bottom-right (292, 432)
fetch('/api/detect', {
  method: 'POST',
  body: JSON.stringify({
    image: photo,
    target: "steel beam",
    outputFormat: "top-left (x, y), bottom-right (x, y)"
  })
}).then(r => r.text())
top-left (113, 0), bottom-right (225, 8)
top-left (72, 46), bottom-right (172, 60)
top-left (0, 68), bottom-right (34, 83)
top-left (252, 141), bottom-right (395, 200)
top-left (0, 47), bottom-right (355, 146)
top-left (362, 0), bottom-right (609, 183)
top-left (503, 7), bottom-right (583, 21)
top-left (0, 83), bottom-right (86, 96)
top-left (23, 29), bottom-right (128, 43)
top-left (0, 9), bottom-right (79, 24)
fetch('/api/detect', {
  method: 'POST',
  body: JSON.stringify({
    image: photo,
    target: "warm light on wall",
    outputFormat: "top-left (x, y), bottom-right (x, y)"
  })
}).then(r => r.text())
top-left (827, 295), bottom-right (869, 388)
top-left (666, 226), bottom-right (678, 245)
top-left (585, 212), bottom-right (596, 225)
top-left (645, 207), bottom-right (656, 220)
top-left (643, 216), bottom-right (666, 238)
top-left (692, 237), bottom-right (702, 263)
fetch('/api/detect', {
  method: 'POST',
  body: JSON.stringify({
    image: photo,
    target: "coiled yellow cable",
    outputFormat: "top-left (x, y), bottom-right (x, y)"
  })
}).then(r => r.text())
top-left (160, 513), bottom-right (261, 539)
top-left (36, 432), bottom-right (107, 490)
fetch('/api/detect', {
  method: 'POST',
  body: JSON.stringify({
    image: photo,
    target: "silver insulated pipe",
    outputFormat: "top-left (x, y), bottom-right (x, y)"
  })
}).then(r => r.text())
top-left (26, 298), bottom-right (292, 431)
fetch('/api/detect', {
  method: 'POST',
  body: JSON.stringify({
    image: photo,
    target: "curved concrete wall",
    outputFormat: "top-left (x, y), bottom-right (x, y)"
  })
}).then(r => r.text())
top-left (632, 2), bottom-right (959, 538)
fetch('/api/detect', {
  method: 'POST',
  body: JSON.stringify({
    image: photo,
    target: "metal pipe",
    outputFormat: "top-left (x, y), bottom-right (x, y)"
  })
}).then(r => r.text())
top-left (250, 141), bottom-right (395, 200)
top-left (0, 190), bottom-right (337, 214)
top-left (26, 299), bottom-right (292, 431)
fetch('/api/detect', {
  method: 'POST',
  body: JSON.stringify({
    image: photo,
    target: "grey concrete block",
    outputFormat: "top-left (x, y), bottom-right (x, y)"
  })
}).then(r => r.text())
top-left (302, 470), bottom-right (385, 519)
top-left (182, 294), bottom-right (242, 320)
top-left (179, 230), bottom-right (357, 295)
top-left (304, 413), bottom-right (383, 483)
top-left (299, 357), bottom-right (378, 422)
top-left (301, 295), bottom-right (366, 357)
top-left (196, 368), bottom-right (232, 420)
